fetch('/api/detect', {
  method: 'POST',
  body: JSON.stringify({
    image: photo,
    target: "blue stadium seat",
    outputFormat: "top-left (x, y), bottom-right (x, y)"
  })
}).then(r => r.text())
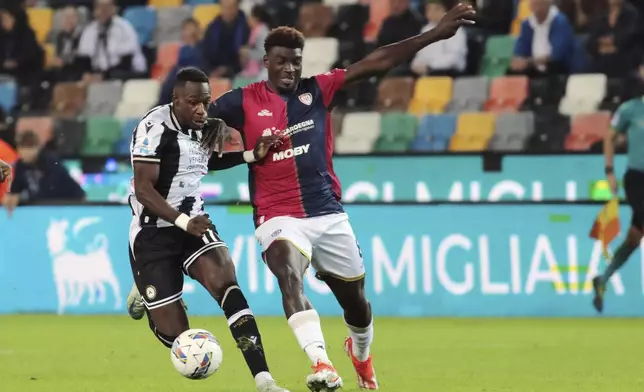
top-left (116, 118), bottom-right (139, 155)
top-left (418, 114), bottom-right (457, 139)
top-left (0, 81), bottom-right (17, 112)
top-left (123, 6), bottom-right (157, 46)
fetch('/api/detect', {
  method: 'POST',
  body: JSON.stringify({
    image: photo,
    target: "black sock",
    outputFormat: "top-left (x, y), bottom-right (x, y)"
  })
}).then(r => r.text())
top-left (219, 285), bottom-right (270, 377)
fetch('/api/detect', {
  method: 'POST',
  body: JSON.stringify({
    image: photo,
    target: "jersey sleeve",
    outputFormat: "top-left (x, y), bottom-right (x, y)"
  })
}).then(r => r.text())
top-left (131, 120), bottom-right (166, 163)
top-left (314, 68), bottom-right (347, 108)
top-left (611, 101), bottom-right (632, 134)
top-left (208, 88), bottom-right (245, 131)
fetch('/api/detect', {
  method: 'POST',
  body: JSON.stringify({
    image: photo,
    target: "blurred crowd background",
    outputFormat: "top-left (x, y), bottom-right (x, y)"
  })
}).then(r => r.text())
top-left (0, 0), bottom-right (643, 207)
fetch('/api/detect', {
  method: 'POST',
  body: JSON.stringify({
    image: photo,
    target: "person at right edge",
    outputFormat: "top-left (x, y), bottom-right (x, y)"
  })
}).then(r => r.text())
top-left (594, 86), bottom-right (644, 313)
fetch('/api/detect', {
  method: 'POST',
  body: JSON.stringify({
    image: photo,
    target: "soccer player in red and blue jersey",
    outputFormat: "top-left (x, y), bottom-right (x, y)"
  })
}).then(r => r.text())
top-left (209, 4), bottom-right (475, 391)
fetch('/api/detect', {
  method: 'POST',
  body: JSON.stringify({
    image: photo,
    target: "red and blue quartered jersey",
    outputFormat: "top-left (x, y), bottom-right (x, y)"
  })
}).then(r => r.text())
top-left (209, 69), bottom-right (346, 227)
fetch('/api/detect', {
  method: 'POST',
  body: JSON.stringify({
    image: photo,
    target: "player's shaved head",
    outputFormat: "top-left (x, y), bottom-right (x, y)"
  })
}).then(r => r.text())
top-left (264, 27), bottom-right (305, 93)
top-left (172, 67), bottom-right (210, 130)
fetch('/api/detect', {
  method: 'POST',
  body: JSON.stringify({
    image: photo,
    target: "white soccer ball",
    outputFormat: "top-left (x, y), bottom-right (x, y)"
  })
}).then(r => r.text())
top-left (170, 329), bottom-right (223, 380)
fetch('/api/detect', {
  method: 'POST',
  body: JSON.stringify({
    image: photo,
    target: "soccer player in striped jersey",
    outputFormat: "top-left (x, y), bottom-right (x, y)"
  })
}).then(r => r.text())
top-left (208, 4), bottom-right (475, 391)
top-left (125, 67), bottom-right (288, 392)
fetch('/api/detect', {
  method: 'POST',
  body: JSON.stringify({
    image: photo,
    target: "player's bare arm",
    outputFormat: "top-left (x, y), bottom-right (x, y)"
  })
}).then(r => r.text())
top-left (133, 162), bottom-right (210, 237)
top-left (0, 158), bottom-right (11, 185)
top-left (344, 3), bottom-right (475, 84)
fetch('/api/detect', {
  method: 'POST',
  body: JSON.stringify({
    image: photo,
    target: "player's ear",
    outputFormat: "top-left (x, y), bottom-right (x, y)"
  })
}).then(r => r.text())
top-left (263, 54), bottom-right (269, 69)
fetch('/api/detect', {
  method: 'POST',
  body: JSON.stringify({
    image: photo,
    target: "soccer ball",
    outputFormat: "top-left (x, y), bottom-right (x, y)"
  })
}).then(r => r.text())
top-left (170, 329), bottom-right (223, 380)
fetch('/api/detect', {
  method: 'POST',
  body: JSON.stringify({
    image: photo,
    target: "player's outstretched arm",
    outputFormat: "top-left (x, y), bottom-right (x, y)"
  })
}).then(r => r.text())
top-left (208, 135), bottom-right (283, 171)
top-left (344, 3), bottom-right (475, 84)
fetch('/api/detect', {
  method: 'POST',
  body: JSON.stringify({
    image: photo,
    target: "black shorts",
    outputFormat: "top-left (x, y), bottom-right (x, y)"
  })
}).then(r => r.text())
top-left (129, 223), bottom-right (226, 310)
top-left (624, 169), bottom-right (644, 229)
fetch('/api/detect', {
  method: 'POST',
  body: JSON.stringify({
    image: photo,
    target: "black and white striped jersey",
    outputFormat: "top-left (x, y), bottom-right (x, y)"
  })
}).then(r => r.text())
top-left (129, 104), bottom-right (209, 228)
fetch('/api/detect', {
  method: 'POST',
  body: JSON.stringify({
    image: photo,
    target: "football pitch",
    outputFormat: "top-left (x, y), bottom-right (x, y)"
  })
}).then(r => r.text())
top-left (3, 315), bottom-right (644, 392)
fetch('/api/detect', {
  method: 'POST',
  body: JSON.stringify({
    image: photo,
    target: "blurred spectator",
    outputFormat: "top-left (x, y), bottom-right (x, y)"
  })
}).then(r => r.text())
top-left (411, 0), bottom-right (467, 77)
top-left (239, 4), bottom-right (270, 81)
top-left (52, 6), bottom-right (84, 81)
top-left (558, 0), bottom-right (607, 33)
top-left (475, 0), bottom-right (515, 36)
top-left (511, 0), bottom-right (585, 76)
top-left (3, 131), bottom-right (85, 216)
top-left (0, 8), bottom-right (45, 84)
top-left (377, 0), bottom-right (423, 76)
top-left (158, 18), bottom-right (205, 105)
top-left (377, 0), bottom-right (423, 48)
top-left (76, 0), bottom-right (147, 82)
top-left (586, 0), bottom-right (640, 77)
top-left (203, 0), bottom-right (250, 78)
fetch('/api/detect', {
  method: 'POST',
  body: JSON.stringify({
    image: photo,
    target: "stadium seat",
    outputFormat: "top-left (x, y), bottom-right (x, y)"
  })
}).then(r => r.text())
top-left (298, 3), bottom-right (334, 37)
top-left (193, 4), bottom-right (221, 29)
top-left (374, 112), bottom-right (417, 152)
top-left (302, 38), bottom-right (339, 75)
top-left (411, 114), bottom-right (457, 152)
top-left (522, 75), bottom-right (567, 113)
top-left (559, 74), bottom-right (607, 116)
top-left (120, 79), bottom-right (160, 106)
top-left (123, 6), bottom-right (157, 46)
top-left (27, 7), bottom-right (53, 44)
top-left (43, 43), bottom-right (56, 69)
top-left (0, 80), bottom-right (17, 112)
top-left (408, 77), bottom-right (453, 115)
top-left (335, 112), bottom-right (380, 154)
top-left (115, 118), bottom-right (139, 155)
top-left (446, 76), bottom-right (489, 113)
top-left (488, 112), bottom-right (534, 151)
top-left (82, 117), bottom-right (122, 156)
top-left (232, 76), bottom-right (257, 89)
top-left (51, 82), bottom-right (87, 118)
top-left (152, 41), bottom-right (181, 80)
top-left (376, 77), bottom-right (415, 112)
top-left (148, 0), bottom-right (182, 7)
top-left (480, 35), bottom-right (515, 77)
top-left (565, 111), bottom-right (611, 151)
top-left (511, 0), bottom-right (530, 36)
top-left (54, 118), bottom-right (86, 156)
top-left (600, 77), bottom-right (632, 112)
top-left (484, 76), bottom-right (528, 112)
top-left (339, 77), bottom-right (378, 109)
top-left (450, 112), bottom-right (496, 151)
top-left (155, 6), bottom-right (192, 43)
top-left (528, 112), bottom-right (570, 152)
top-left (209, 78), bottom-right (232, 102)
top-left (85, 81), bottom-right (123, 117)
top-left (364, 0), bottom-right (389, 41)
top-left (16, 116), bottom-right (54, 144)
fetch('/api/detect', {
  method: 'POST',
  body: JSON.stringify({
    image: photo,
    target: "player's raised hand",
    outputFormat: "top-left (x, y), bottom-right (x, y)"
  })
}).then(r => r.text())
top-left (433, 3), bottom-right (476, 41)
top-left (253, 135), bottom-right (283, 161)
top-left (186, 215), bottom-right (212, 237)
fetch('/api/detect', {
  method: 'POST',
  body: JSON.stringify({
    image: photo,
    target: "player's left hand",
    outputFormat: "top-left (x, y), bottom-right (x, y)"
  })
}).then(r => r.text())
top-left (253, 135), bottom-right (283, 161)
top-left (433, 3), bottom-right (476, 41)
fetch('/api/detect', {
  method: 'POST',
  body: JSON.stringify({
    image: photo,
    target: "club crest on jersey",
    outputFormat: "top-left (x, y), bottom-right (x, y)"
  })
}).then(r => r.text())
top-left (298, 93), bottom-right (312, 106)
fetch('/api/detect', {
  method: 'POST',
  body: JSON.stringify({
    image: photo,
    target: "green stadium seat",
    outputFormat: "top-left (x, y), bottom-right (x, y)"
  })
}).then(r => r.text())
top-left (480, 35), bottom-right (515, 78)
top-left (374, 112), bottom-right (418, 152)
top-left (82, 117), bottom-right (122, 156)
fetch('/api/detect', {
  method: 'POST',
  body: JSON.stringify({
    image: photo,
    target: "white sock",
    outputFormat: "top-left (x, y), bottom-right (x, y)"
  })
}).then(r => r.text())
top-left (288, 309), bottom-right (331, 365)
top-left (346, 318), bottom-right (374, 362)
top-left (254, 371), bottom-right (274, 387)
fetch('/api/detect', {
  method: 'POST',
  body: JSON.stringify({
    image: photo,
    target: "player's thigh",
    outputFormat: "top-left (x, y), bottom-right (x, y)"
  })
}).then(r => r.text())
top-left (130, 227), bottom-right (188, 334)
top-left (311, 217), bottom-right (366, 282)
top-left (624, 169), bottom-right (644, 232)
top-left (255, 216), bottom-right (313, 278)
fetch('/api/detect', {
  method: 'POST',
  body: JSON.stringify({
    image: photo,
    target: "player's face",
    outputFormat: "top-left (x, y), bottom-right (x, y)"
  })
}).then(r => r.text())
top-left (174, 82), bottom-right (211, 129)
top-left (265, 47), bottom-right (303, 93)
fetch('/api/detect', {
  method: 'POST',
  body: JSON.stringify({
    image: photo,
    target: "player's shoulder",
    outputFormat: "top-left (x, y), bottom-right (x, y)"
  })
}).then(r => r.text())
top-left (137, 105), bottom-right (175, 132)
top-left (617, 99), bottom-right (638, 113)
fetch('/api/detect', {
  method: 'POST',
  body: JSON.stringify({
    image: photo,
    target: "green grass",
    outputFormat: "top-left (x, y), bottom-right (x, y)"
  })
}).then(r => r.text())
top-left (3, 316), bottom-right (644, 391)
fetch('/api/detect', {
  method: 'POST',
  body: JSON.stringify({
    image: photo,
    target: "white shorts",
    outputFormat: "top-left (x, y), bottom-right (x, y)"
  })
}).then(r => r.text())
top-left (255, 213), bottom-right (365, 281)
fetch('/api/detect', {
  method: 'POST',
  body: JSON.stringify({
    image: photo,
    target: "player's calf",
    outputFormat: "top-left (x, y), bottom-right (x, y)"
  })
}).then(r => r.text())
top-left (145, 301), bottom-right (190, 348)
